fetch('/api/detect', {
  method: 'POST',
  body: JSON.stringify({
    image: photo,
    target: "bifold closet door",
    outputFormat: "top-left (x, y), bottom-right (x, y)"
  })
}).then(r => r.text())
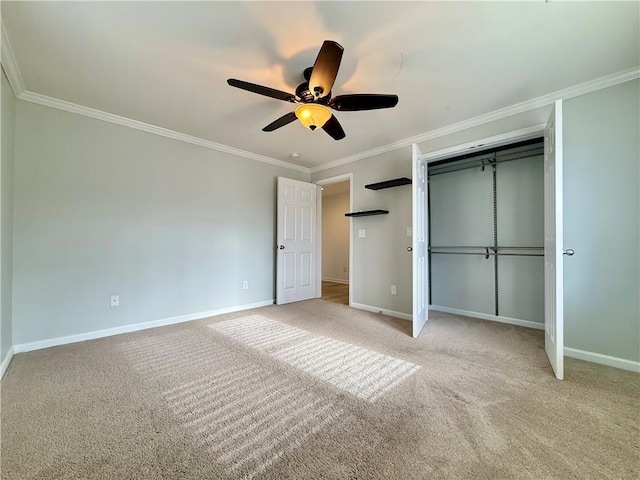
top-left (429, 167), bottom-right (494, 314)
top-left (496, 156), bottom-right (545, 324)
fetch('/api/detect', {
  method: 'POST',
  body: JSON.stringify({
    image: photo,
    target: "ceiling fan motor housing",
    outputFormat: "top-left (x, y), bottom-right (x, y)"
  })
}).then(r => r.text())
top-left (295, 79), bottom-right (331, 104)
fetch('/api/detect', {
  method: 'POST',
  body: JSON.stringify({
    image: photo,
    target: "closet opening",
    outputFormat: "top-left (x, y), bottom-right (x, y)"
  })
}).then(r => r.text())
top-left (427, 137), bottom-right (545, 330)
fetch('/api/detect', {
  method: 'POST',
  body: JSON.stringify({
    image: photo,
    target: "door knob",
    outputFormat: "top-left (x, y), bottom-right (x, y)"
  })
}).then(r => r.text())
top-left (278, 245), bottom-right (285, 250)
top-left (407, 247), bottom-right (413, 252)
top-left (563, 249), bottom-right (574, 256)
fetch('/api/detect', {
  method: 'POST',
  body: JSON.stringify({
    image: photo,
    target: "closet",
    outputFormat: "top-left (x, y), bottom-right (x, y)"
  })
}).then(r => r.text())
top-left (428, 139), bottom-right (545, 327)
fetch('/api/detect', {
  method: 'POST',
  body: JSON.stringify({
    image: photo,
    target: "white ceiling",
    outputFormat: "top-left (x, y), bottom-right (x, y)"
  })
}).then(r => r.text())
top-left (2, 2), bottom-right (638, 170)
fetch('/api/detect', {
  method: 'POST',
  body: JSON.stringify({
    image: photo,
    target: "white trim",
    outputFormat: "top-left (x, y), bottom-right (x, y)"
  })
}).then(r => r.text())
top-left (321, 277), bottom-right (349, 284)
top-left (430, 305), bottom-right (545, 331)
top-left (0, 23), bottom-right (25, 97)
top-left (17, 91), bottom-right (309, 173)
top-left (311, 68), bottom-right (640, 173)
top-left (315, 173), bottom-right (354, 306)
top-left (351, 302), bottom-right (412, 322)
top-left (315, 173), bottom-right (354, 186)
top-left (0, 346), bottom-right (14, 380)
top-left (564, 347), bottom-right (640, 373)
top-left (421, 124), bottom-right (546, 163)
top-left (12, 300), bottom-right (273, 354)
top-left (315, 185), bottom-right (323, 299)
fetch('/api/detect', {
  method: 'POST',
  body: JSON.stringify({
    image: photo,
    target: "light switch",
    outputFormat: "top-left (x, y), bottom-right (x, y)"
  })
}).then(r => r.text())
top-left (358, 229), bottom-right (366, 238)
top-left (406, 226), bottom-right (412, 236)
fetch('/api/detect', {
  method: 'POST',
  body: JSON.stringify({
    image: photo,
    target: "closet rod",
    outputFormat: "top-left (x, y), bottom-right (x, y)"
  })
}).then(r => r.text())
top-left (428, 151), bottom-right (543, 177)
top-left (429, 246), bottom-right (543, 250)
top-left (430, 252), bottom-right (543, 257)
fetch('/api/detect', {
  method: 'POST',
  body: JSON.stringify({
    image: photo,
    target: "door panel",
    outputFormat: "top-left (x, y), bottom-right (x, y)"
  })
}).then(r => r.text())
top-left (412, 144), bottom-right (429, 338)
top-left (544, 100), bottom-right (564, 380)
top-left (277, 177), bottom-right (318, 305)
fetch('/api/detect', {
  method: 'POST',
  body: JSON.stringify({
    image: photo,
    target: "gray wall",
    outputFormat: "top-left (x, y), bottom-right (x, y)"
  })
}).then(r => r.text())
top-left (430, 165), bottom-right (495, 316)
top-left (563, 79), bottom-right (639, 362)
top-left (1, 69), bottom-right (15, 360)
top-left (321, 192), bottom-right (350, 283)
top-left (12, 101), bottom-right (308, 345)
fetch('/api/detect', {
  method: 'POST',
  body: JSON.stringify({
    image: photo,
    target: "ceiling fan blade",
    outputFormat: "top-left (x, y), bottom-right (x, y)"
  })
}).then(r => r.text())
top-left (322, 115), bottom-right (346, 140)
top-left (262, 112), bottom-right (297, 132)
top-left (227, 79), bottom-right (296, 102)
top-left (329, 94), bottom-right (399, 111)
top-left (309, 40), bottom-right (344, 100)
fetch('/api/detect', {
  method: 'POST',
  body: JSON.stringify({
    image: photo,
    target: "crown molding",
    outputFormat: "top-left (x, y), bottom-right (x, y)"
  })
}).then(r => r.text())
top-left (1, 17), bottom-right (307, 173)
top-left (18, 91), bottom-right (309, 173)
top-left (1, 22), bottom-right (26, 97)
top-left (310, 67), bottom-right (640, 173)
top-left (3, 9), bottom-right (636, 176)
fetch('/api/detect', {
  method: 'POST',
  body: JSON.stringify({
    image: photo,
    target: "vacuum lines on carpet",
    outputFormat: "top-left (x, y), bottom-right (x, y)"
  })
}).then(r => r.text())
top-left (208, 315), bottom-right (421, 402)
top-left (118, 328), bottom-right (343, 479)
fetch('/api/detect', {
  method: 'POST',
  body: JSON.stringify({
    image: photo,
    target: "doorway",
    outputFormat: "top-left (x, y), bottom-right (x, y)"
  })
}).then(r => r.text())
top-left (315, 174), bottom-right (353, 306)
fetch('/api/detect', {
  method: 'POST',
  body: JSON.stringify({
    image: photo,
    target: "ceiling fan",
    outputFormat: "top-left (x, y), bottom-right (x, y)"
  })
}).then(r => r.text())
top-left (227, 40), bottom-right (399, 140)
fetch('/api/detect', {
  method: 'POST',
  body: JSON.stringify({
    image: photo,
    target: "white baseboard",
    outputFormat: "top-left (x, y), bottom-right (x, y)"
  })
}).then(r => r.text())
top-left (564, 347), bottom-right (640, 373)
top-left (430, 305), bottom-right (545, 330)
top-left (431, 305), bottom-right (639, 373)
top-left (351, 302), bottom-right (412, 321)
top-left (1, 346), bottom-right (15, 380)
top-left (12, 300), bottom-right (274, 354)
top-left (322, 277), bottom-right (349, 285)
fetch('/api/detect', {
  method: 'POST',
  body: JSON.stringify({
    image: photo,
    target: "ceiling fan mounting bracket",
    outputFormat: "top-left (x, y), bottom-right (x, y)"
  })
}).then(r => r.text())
top-left (303, 67), bottom-right (313, 81)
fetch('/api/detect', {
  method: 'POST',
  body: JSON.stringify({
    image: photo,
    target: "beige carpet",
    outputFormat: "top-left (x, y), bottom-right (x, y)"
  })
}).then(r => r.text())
top-left (2, 300), bottom-right (638, 479)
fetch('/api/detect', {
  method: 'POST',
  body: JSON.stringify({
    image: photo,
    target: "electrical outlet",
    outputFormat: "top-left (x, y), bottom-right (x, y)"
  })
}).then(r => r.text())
top-left (406, 226), bottom-right (413, 236)
top-left (391, 285), bottom-right (397, 295)
top-left (358, 229), bottom-right (366, 238)
top-left (242, 281), bottom-right (249, 290)
top-left (110, 295), bottom-right (119, 307)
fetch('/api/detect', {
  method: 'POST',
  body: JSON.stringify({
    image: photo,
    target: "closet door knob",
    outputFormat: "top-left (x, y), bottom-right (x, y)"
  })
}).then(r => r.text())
top-left (278, 245), bottom-right (285, 250)
top-left (407, 247), bottom-right (413, 252)
top-left (563, 249), bottom-right (574, 256)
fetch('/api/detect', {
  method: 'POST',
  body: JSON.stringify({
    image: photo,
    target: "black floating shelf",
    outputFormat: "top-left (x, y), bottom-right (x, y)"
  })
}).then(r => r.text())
top-left (345, 210), bottom-right (389, 217)
top-left (365, 177), bottom-right (412, 190)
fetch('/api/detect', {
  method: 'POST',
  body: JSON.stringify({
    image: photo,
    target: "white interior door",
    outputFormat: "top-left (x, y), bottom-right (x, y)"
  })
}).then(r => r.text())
top-left (544, 100), bottom-right (564, 380)
top-left (412, 144), bottom-right (429, 337)
top-left (276, 177), bottom-right (317, 305)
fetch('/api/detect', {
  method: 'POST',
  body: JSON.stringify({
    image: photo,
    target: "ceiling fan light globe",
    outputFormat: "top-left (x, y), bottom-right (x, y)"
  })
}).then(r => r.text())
top-left (294, 104), bottom-right (332, 131)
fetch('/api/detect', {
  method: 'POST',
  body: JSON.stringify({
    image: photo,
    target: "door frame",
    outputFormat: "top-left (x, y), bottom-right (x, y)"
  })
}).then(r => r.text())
top-left (314, 173), bottom-right (354, 306)
top-left (420, 125), bottom-right (546, 164)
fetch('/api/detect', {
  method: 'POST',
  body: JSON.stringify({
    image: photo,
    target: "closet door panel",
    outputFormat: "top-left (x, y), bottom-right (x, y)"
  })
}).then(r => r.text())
top-left (496, 156), bottom-right (544, 246)
top-left (498, 257), bottom-right (544, 324)
top-left (431, 254), bottom-right (494, 315)
top-left (430, 167), bottom-right (493, 246)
